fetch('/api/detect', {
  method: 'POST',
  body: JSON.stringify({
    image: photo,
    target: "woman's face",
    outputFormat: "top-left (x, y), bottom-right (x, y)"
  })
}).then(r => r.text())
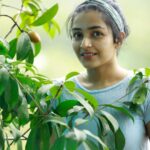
top-left (71, 10), bottom-right (119, 69)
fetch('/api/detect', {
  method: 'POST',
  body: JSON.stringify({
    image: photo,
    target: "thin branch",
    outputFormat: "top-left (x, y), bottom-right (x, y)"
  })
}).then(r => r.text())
top-left (5, 137), bottom-right (27, 141)
top-left (4, 2), bottom-right (24, 39)
top-left (47, 84), bottom-right (63, 114)
top-left (9, 117), bottom-right (44, 146)
top-left (0, 14), bottom-right (23, 37)
top-left (1, 4), bottom-right (21, 10)
top-left (4, 23), bottom-right (16, 39)
top-left (9, 128), bottom-right (30, 146)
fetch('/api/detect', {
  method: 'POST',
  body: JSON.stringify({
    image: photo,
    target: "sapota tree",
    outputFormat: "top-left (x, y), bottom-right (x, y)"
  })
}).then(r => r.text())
top-left (0, 0), bottom-right (150, 150)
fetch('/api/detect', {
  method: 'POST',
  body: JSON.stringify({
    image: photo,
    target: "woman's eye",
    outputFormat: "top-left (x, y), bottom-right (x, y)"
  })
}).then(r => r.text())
top-left (72, 32), bottom-right (83, 40)
top-left (92, 31), bottom-right (101, 38)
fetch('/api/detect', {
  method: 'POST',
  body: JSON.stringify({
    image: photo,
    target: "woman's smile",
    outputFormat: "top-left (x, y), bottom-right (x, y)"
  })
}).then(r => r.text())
top-left (80, 51), bottom-right (98, 58)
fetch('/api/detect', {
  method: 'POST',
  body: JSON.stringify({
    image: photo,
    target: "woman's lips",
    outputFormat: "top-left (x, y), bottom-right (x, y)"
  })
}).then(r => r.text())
top-left (80, 52), bottom-right (97, 58)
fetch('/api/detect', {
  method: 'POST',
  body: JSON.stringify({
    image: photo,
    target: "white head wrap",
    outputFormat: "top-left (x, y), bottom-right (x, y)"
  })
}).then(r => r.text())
top-left (87, 0), bottom-right (124, 32)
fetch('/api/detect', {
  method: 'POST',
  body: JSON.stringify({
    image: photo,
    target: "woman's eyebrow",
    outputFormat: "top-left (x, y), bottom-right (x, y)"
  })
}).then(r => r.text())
top-left (72, 25), bottom-right (105, 31)
top-left (88, 26), bottom-right (105, 30)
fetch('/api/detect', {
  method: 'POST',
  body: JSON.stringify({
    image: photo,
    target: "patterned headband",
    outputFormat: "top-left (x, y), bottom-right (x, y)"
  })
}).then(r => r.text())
top-left (85, 0), bottom-right (124, 32)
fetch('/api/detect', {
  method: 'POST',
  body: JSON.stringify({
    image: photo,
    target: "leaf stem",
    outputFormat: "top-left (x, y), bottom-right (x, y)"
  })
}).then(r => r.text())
top-left (4, 23), bottom-right (16, 39)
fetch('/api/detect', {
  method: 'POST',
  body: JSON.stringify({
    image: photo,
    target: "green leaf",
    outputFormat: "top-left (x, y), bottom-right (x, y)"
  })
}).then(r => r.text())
top-left (19, 11), bottom-right (35, 27)
top-left (34, 42), bottom-right (41, 57)
top-left (115, 128), bottom-right (125, 150)
top-left (26, 124), bottom-right (51, 150)
top-left (44, 19), bottom-right (60, 38)
top-left (50, 136), bottom-right (66, 150)
top-left (0, 37), bottom-right (9, 56)
top-left (24, 0), bottom-right (41, 10)
top-left (0, 67), bottom-right (9, 95)
top-left (135, 71), bottom-right (143, 79)
top-left (32, 4), bottom-right (58, 26)
top-left (17, 139), bottom-right (23, 150)
top-left (51, 19), bottom-right (60, 33)
top-left (65, 71), bottom-right (79, 80)
top-left (145, 68), bottom-right (150, 77)
top-left (17, 93), bottom-right (29, 126)
top-left (8, 38), bottom-right (17, 58)
top-left (100, 110), bottom-right (119, 133)
top-left (85, 139), bottom-right (99, 150)
top-left (50, 85), bottom-right (62, 98)
top-left (67, 105), bottom-right (84, 115)
top-left (4, 77), bottom-right (19, 110)
top-left (16, 73), bottom-right (40, 91)
top-left (28, 2), bottom-right (39, 16)
top-left (64, 81), bottom-right (76, 92)
top-left (44, 115), bottom-right (68, 128)
top-left (0, 126), bottom-right (5, 150)
top-left (75, 88), bottom-right (99, 109)
top-left (83, 130), bottom-right (109, 150)
top-left (101, 104), bottom-right (134, 122)
top-left (66, 138), bottom-right (78, 150)
top-left (2, 111), bottom-right (13, 124)
top-left (132, 85), bottom-right (148, 105)
top-left (128, 75), bottom-right (138, 89)
top-left (71, 91), bottom-right (94, 116)
top-left (26, 49), bottom-right (34, 64)
top-left (74, 118), bottom-right (88, 126)
top-left (16, 32), bottom-right (33, 61)
top-left (55, 100), bottom-right (79, 117)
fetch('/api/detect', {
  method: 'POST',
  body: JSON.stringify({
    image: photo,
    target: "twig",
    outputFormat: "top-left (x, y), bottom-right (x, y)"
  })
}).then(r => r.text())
top-left (4, 23), bottom-right (16, 39)
top-left (9, 128), bottom-right (31, 146)
top-left (47, 84), bottom-right (63, 114)
top-left (1, 4), bottom-right (21, 10)
top-left (9, 116), bottom-right (44, 146)
top-left (0, 14), bottom-right (23, 38)
top-left (5, 137), bottom-right (27, 141)
top-left (4, 2), bottom-right (24, 39)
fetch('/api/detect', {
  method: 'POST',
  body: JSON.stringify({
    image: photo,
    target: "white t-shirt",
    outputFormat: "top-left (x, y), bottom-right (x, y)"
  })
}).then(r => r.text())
top-left (58, 72), bottom-right (150, 150)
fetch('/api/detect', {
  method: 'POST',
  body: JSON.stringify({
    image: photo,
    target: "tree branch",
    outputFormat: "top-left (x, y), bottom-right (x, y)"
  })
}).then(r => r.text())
top-left (0, 14), bottom-right (23, 38)
top-left (1, 4), bottom-right (21, 11)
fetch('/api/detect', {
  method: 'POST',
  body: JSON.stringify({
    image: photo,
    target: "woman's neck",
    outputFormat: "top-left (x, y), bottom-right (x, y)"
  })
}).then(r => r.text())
top-left (78, 61), bottom-right (129, 90)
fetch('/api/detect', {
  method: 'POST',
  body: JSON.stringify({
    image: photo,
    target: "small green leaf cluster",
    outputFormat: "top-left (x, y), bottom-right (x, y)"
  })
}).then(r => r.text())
top-left (18, 0), bottom-right (60, 38)
top-left (0, 0), bottom-right (59, 149)
top-left (125, 69), bottom-right (150, 113)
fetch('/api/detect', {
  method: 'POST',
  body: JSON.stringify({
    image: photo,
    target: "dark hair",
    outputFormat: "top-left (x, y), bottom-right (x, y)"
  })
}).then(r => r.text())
top-left (66, 0), bottom-right (129, 43)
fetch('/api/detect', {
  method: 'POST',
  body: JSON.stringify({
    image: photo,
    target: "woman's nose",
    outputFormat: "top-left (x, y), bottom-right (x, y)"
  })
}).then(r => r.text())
top-left (80, 37), bottom-right (92, 49)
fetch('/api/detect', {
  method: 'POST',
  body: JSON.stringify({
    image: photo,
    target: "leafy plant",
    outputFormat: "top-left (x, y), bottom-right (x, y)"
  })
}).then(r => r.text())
top-left (0, 0), bottom-right (150, 150)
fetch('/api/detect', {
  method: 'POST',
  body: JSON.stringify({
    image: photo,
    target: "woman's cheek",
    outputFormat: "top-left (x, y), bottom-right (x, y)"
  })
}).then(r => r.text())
top-left (72, 42), bottom-right (79, 53)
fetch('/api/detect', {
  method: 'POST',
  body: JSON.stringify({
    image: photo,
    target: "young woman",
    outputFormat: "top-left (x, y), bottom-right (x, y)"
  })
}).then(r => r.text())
top-left (55, 0), bottom-right (150, 149)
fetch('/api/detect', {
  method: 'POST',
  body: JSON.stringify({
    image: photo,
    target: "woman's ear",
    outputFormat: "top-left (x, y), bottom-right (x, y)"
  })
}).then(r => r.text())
top-left (115, 32), bottom-right (126, 49)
